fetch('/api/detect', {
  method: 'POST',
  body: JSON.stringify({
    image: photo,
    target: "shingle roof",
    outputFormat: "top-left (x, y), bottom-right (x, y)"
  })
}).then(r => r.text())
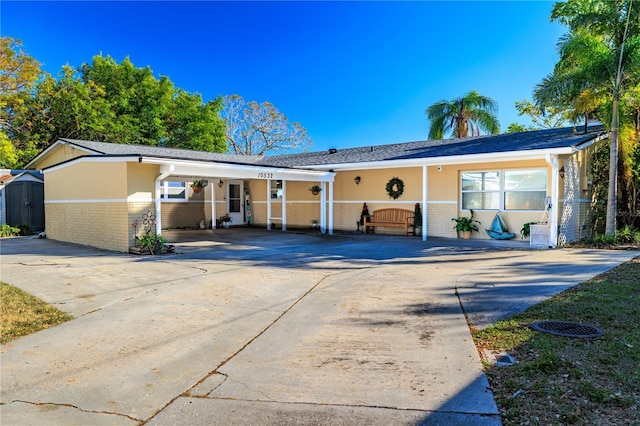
top-left (59, 139), bottom-right (264, 165)
top-left (57, 125), bottom-right (606, 170)
top-left (258, 125), bottom-right (607, 168)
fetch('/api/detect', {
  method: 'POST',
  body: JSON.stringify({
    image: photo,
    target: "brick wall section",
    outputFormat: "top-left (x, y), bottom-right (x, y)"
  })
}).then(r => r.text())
top-left (427, 203), bottom-right (458, 238)
top-left (128, 202), bottom-right (155, 244)
top-left (46, 202), bottom-right (129, 252)
top-left (161, 202), bottom-right (211, 229)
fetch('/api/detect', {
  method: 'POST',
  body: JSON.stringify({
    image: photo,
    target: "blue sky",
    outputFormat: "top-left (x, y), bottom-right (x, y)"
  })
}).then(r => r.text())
top-left (2, 1), bottom-right (565, 152)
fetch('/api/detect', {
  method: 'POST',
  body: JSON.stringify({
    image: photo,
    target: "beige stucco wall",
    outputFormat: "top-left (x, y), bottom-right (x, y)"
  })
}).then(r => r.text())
top-left (44, 162), bottom-right (130, 251)
top-left (32, 145), bottom-right (94, 170)
top-left (41, 142), bottom-right (593, 251)
top-left (244, 161), bottom-right (552, 238)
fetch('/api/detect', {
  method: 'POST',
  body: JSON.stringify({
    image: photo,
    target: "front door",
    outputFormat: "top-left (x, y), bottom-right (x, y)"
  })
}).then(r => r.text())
top-left (227, 181), bottom-right (244, 225)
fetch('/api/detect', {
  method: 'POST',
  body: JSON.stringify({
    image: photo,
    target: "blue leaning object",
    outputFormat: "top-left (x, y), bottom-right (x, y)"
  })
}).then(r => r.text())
top-left (485, 211), bottom-right (516, 240)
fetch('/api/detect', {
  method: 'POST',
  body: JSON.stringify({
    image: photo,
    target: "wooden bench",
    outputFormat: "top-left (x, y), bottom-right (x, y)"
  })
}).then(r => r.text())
top-left (363, 208), bottom-right (415, 236)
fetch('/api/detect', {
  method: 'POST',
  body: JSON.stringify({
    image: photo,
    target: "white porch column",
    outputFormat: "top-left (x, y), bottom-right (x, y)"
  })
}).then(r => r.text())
top-left (211, 182), bottom-right (217, 229)
top-left (154, 167), bottom-right (173, 235)
top-left (328, 181), bottom-right (334, 235)
top-left (546, 154), bottom-right (560, 247)
top-left (422, 165), bottom-right (428, 241)
top-left (281, 180), bottom-right (287, 231)
top-left (267, 179), bottom-right (272, 230)
top-left (320, 182), bottom-right (327, 234)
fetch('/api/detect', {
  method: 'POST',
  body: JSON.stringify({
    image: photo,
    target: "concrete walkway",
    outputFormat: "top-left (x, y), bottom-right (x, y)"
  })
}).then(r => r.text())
top-left (1, 230), bottom-right (636, 425)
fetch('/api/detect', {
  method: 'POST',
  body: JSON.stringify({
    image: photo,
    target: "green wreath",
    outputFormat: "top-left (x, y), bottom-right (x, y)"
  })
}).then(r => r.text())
top-left (385, 177), bottom-right (404, 200)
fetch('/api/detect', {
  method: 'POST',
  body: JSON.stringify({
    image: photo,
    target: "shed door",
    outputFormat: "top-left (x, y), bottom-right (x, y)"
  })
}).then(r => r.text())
top-left (6, 181), bottom-right (45, 231)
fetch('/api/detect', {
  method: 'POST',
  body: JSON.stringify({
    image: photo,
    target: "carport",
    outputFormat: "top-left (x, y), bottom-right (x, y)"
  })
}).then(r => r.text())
top-left (138, 156), bottom-right (336, 234)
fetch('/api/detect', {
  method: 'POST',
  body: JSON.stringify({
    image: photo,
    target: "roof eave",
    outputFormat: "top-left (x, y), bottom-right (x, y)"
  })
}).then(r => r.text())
top-left (25, 139), bottom-right (105, 169)
top-left (295, 147), bottom-right (578, 171)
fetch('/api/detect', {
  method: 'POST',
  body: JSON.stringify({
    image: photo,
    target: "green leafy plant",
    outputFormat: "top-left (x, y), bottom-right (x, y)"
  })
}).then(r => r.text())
top-left (190, 179), bottom-right (208, 189)
top-left (0, 224), bottom-right (20, 237)
top-left (137, 232), bottom-right (167, 255)
top-left (308, 184), bottom-right (322, 194)
top-left (520, 221), bottom-right (538, 239)
top-left (17, 224), bottom-right (32, 236)
top-left (219, 213), bottom-right (232, 223)
top-left (452, 209), bottom-right (480, 232)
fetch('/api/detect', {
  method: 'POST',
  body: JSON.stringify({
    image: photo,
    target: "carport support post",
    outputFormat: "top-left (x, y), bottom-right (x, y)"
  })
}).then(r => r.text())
top-left (211, 182), bottom-right (217, 229)
top-left (422, 165), bottom-right (427, 241)
top-left (328, 181), bottom-right (334, 235)
top-left (546, 154), bottom-right (560, 247)
top-left (155, 167), bottom-right (173, 235)
top-left (267, 180), bottom-right (272, 230)
top-left (320, 182), bottom-right (326, 234)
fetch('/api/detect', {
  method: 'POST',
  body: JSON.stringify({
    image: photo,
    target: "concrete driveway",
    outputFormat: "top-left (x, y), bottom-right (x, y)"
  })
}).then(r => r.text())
top-left (1, 230), bottom-right (637, 425)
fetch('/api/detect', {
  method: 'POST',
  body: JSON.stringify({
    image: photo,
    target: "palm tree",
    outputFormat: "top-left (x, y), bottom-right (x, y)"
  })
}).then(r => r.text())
top-left (547, 0), bottom-right (640, 235)
top-left (425, 91), bottom-right (500, 140)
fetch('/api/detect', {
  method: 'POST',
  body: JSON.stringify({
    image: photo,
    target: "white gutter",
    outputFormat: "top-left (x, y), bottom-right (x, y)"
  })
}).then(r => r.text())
top-left (572, 131), bottom-right (609, 151)
top-left (155, 165), bottom-right (174, 235)
top-left (41, 155), bottom-right (142, 174)
top-left (25, 139), bottom-right (103, 169)
top-left (140, 157), bottom-right (334, 182)
top-left (545, 153), bottom-right (560, 247)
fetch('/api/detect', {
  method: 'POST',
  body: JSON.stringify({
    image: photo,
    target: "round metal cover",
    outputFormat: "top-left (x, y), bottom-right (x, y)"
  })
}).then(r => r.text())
top-left (530, 320), bottom-right (604, 338)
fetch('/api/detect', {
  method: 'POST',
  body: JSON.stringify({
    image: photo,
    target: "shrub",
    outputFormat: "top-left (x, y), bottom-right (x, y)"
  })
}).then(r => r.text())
top-left (0, 224), bottom-right (20, 237)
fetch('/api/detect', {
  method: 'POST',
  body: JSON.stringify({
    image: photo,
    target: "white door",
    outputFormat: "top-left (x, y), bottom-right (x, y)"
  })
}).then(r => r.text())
top-left (227, 181), bottom-right (244, 225)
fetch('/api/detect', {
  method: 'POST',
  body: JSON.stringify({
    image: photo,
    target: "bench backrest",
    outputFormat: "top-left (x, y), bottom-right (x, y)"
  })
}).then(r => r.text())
top-left (371, 208), bottom-right (413, 222)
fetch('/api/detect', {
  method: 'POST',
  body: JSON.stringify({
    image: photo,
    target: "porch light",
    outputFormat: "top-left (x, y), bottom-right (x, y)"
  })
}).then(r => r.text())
top-left (354, 176), bottom-right (361, 185)
top-left (218, 179), bottom-right (224, 188)
top-left (559, 167), bottom-right (565, 179)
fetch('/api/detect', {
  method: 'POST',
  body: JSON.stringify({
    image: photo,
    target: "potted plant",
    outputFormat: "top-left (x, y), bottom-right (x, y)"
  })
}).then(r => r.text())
top-left (413, 203), bottom-right (422, 236)
top-left (309, 184), bottom-right (322, 195)
top-left (219, 213), bottom-right (232, 228)
top-left (191, 179), bottom-right (209, 193)
top-left (520, 222), bottom-right (538, 239)
top-left (452, 209), bottom-right (480, 239)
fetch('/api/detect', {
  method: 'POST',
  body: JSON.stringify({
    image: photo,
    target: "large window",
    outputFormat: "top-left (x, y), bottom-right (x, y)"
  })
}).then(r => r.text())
top-left (160, 181), bottom-right (187, 200)
top-left (504, 169), bottom-right (547, 210)
top-left (461, 171), bottom-right (500, 210)
top-left (461, 169), bottom-right (547, 211)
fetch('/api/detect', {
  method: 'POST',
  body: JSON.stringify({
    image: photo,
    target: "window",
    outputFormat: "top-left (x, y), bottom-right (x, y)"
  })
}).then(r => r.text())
top-left (461, 171), bottom-right (500, 210)
top-left (270, 180), bottom-right (283, 199)
top-left (461, 169), bottom-right (547, 211)
top-left (160, 181), bottom-right (186, 200)
top-left (504, 169), bottom-right (547, 210)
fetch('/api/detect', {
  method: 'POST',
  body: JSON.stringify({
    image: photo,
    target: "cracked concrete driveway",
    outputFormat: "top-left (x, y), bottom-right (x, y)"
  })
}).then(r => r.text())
top-left (1, 230), bottom-right (637, 425)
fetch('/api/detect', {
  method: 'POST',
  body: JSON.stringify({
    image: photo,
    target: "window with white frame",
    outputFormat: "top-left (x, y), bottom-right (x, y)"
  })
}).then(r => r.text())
top-left (461, 171), bottom-right (500, 210)
top-left (461, 169), bottom-right (547, 211)
top-left (160, 181), bottom-right (187, 201)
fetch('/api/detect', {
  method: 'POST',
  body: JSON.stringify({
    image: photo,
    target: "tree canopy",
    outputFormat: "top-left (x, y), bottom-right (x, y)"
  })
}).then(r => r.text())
top-left (0, 41), bottom-right (227, 167)
top-left (425, 91), bottom-right (500, 139)
top-left (540, 0), bottom-right (640, 234)
top-left (221, 94), bottom-right (312, 155)
top-left (506, 99), bottom-right (574, 133)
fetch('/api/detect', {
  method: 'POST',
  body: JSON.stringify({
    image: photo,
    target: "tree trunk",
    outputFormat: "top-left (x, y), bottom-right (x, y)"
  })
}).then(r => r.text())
top-left (606, 95), bottom-right (619, 235)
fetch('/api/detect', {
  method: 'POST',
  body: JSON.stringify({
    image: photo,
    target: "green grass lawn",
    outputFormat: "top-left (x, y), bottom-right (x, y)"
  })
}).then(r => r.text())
top-left (0, 282), bottom-right (73, 344)
top-left (472, 257), bottom-right (640, 425)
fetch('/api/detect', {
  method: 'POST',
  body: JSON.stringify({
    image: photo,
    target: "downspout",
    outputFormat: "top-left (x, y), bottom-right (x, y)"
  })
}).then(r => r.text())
top-left (545, 154), bottom-right (559, 247)
top-left (155, 165), bottom-right (174, 235)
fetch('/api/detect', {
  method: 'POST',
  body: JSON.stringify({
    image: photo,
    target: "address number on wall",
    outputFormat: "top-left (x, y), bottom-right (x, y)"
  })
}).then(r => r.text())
top-left (257, 172), bottom-right (274, 179)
